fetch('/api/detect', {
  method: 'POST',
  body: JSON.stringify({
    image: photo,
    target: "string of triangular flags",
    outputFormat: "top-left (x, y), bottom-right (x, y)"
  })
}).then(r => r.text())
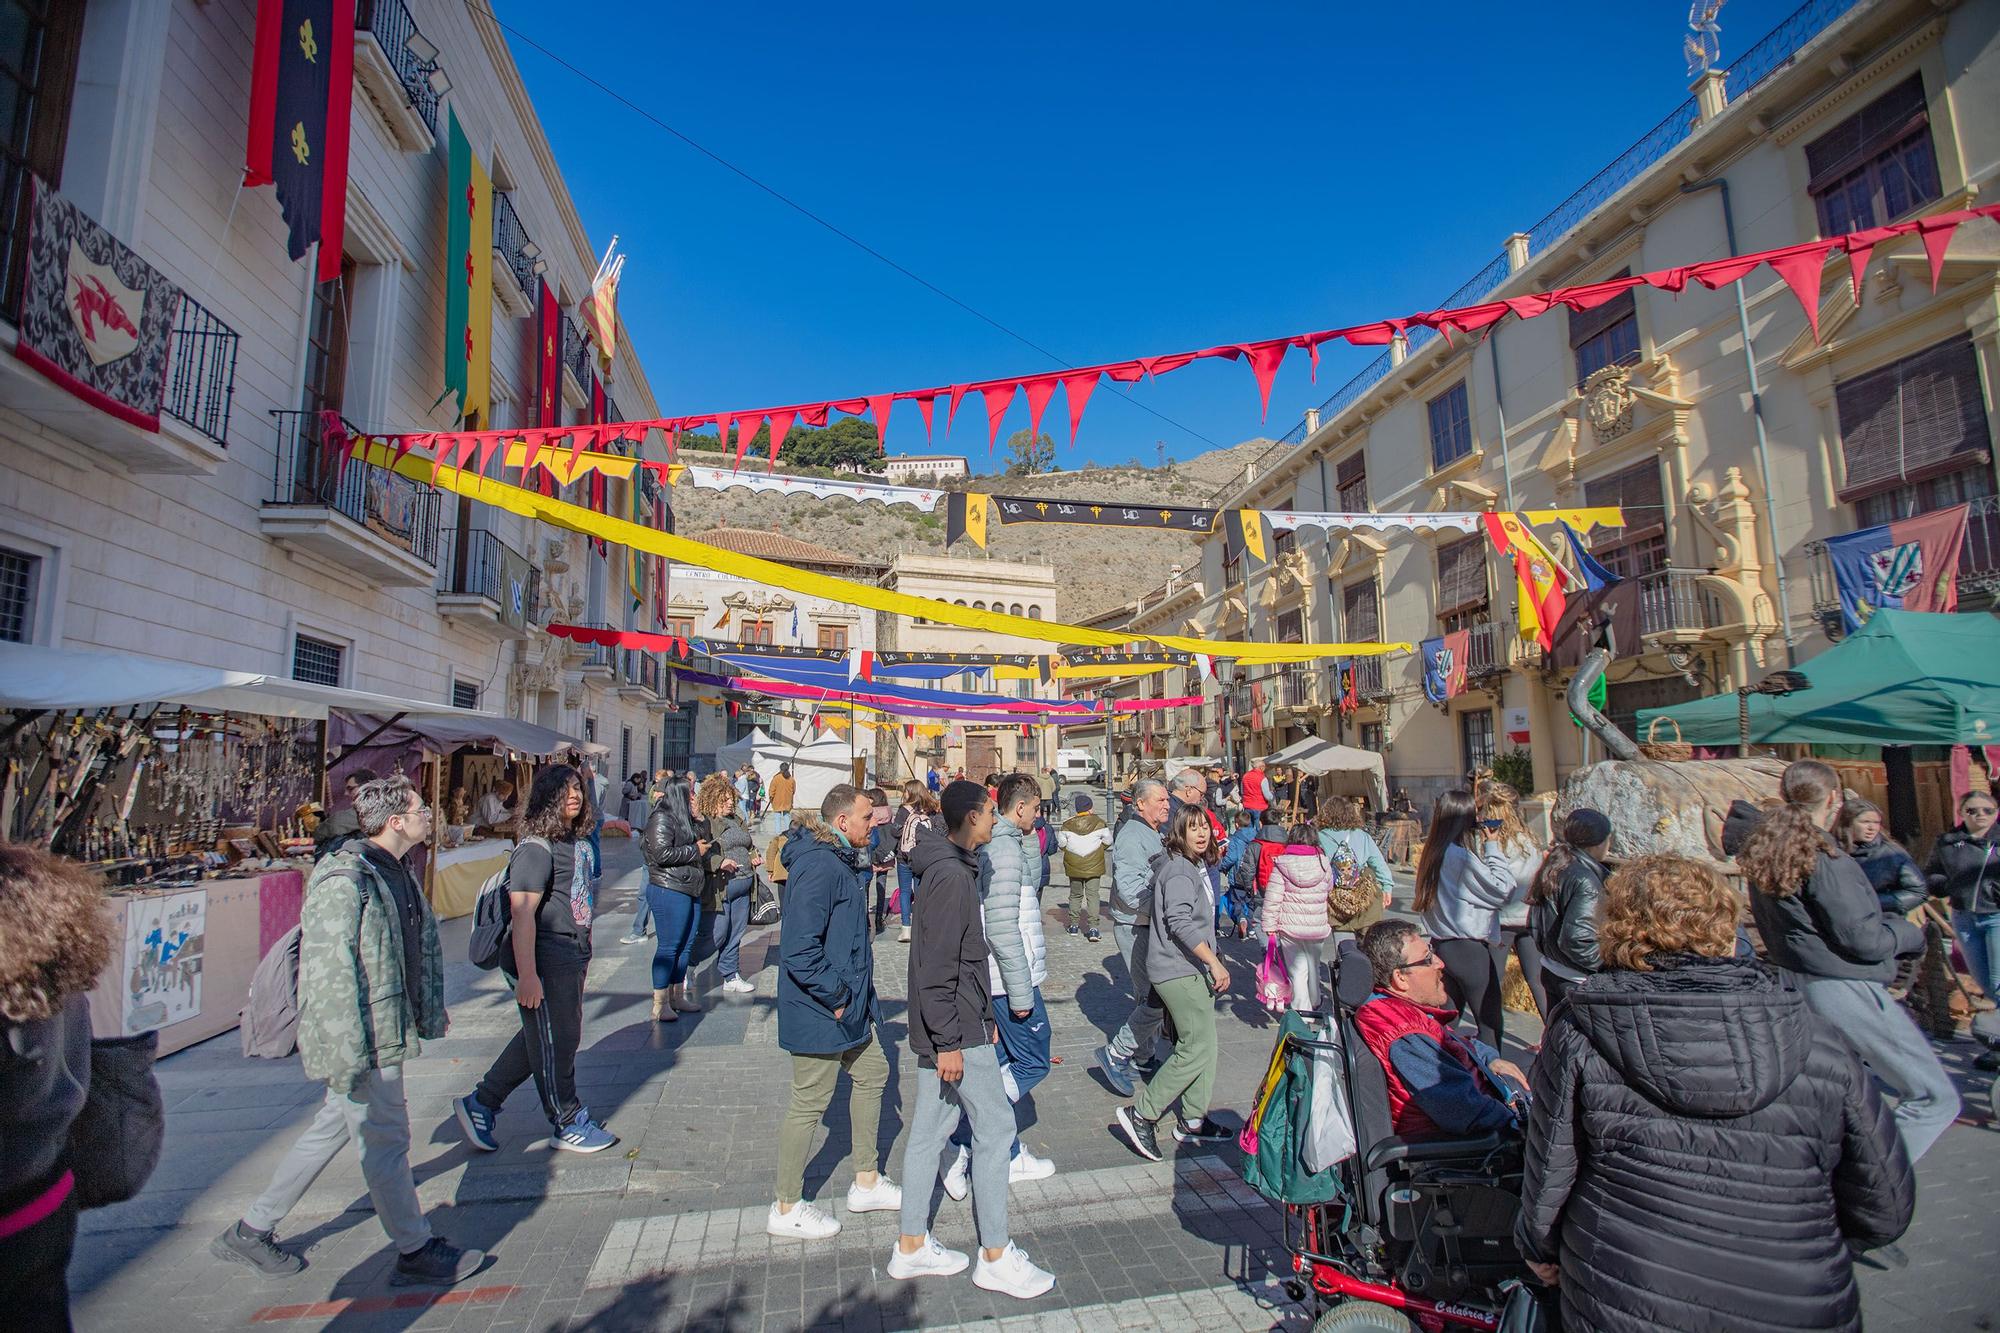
top-left (358, 204), bottom-right (1997, 470)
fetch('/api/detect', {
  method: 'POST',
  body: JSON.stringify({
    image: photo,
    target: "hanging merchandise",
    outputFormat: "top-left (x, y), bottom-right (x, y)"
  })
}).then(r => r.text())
top-left (244, 0), bottom-right (353, 283)
top-left (352, 436), bottom-right (1408, 663)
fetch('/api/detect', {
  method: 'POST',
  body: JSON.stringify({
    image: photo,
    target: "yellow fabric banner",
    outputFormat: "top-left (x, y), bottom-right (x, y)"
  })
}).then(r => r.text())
top-left (1525, 506), bottom-right (1623, 532)
top-left (502, 443), bottom-right (640, 486)
top-left (358, 440), bottom-right (1407, 662)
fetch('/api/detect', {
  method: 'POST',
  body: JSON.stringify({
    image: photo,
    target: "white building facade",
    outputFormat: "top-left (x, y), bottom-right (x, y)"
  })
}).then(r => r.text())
top-left (0, 1), bottom-right (679, 781)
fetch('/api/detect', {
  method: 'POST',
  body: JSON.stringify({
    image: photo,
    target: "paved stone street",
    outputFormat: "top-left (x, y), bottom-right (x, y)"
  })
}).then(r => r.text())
top-left (70, 829), bottom-right (1999, 1331)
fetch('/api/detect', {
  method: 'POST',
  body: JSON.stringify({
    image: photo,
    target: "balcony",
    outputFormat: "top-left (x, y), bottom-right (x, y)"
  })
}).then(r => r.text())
top-left (262, 411), bottom-right (440, 585)
top-left (490, 192), bottom-right (539, 318)
top-left (619, 648), bottom-right (660, 700)
top-left (355, 0), bottom-right (444, 152)
top-left (1630, 567), bottom-right (1723, 641)
top-left (1464, 622), bottom-right (1508, 680)
top-left (560, 312), bottom-right (592, 407)
top-left (578, 621), bottom-right (618, 682)
top-left (436, 528), bottom-right (540, 637)
top-left (0, 188), bottom-right (241, 473)
top-left (1805, 497), bottom-right (2000, 638)
top-left (1353, 656), bottom-right (1389, 702)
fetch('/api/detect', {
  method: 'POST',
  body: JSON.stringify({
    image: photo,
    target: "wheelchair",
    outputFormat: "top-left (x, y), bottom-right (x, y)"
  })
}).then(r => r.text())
top-left (1277, 942), bottom-right (1529, 1332)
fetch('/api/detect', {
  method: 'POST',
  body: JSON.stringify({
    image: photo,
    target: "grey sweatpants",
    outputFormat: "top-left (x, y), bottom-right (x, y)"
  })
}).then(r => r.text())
top-left (898, 1044), bottom-right (1012, 1249)
top-left (242, 1066), bottom-right (431, 1254)
top-left (1108, 919), bottom-right (1165, 1064)
top-left (1800, 975), bottom-right (1960, 1163)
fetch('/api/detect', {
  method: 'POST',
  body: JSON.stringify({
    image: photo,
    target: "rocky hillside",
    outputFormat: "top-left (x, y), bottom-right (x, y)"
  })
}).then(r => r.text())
top-left (667, 437), bottom-right (1275, 623)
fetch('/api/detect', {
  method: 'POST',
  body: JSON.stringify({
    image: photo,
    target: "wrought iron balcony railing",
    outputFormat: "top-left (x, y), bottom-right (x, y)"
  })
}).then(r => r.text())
top-left (269, 411), bottom-right (440, 563)
top-left (437, 528), bottom-right (540, 620)
top-left (492, 191), bottom-right (539, 299)
top-left (562, 312), bottom-right (592, 388)
top-left (163, 294), bottom-right (238, 446)
top-left (1804, 496), bottom-right (2000, 637)
top-left (356, 0), bottom-right (441, 137)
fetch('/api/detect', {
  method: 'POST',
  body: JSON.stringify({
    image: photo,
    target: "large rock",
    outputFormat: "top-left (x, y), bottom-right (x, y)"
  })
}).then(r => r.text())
top-left (1558, 757), bottom-right (1786, 868)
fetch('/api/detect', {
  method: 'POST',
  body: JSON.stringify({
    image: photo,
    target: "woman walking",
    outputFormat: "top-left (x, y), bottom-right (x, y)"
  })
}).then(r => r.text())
top-left (1414, 789), bottom-right (1516, 1050)
top-left (1927, 789), bottom-right (2000, 1063)
top-left (1739, 759), bottom-right (1958, 1161)
top-left (1261, 822), bottom-right (1331, 1011)
top-left (1114, 804), bottom-right (1233, 1160)
top-left (642, 775), bottom-right (710, 1022)
top-left (1315, 796), bottom-right (1394, 946)
top-left (1528, 807), bottom-right (1612, 1014)
top-left (463, 766), bottom-right (615, 1152)
top-left (1517, 853), bottom-right (1913, 1333)
top-left (1476, 781), bottom-right (1548, 1022)
top-left (700, 773), bottom-right (759, 996)
top-left (893, 782), bottom-right (942, 944)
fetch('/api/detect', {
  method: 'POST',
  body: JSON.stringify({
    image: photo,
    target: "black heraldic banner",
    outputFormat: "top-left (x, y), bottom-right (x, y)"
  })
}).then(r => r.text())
top-left (946, 491), bottom-right (1218, 548)
top-left (11, 181), bottom-right (184, 432)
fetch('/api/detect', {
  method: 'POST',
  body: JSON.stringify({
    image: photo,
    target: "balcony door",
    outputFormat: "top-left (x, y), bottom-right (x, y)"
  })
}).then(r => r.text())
top-left (0, 0), bottom-right (84, 313)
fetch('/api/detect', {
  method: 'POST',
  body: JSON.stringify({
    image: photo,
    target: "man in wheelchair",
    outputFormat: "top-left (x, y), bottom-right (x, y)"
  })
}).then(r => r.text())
top-left (1352, 921), bottom-right (1529, 1140)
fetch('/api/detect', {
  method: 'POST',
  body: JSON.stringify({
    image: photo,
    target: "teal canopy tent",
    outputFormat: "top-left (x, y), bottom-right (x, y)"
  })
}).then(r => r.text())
top-left (1635, 610), bottom-right (2000, 747)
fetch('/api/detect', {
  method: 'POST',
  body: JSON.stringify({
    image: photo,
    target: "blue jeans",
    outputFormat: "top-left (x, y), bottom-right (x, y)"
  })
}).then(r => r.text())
top-left (648, 887), bottom-right (700, 988)
top-left (1955, 909), bottom-right (2000, 1002)
top-left (629, 889), bottom-right (653, 938)
top-left (1217, 888), bottom-right (1252, 930)
top-left (588, 817), bottom-right (603, 881)
top-left (714, 881), bottom-right (751, 978)
top-left (898, 864), bottom-right (915, 926)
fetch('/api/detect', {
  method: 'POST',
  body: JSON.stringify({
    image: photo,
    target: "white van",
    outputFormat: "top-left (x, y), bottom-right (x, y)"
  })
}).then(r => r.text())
top-left (1054, 748), bottom-right (1103, 784)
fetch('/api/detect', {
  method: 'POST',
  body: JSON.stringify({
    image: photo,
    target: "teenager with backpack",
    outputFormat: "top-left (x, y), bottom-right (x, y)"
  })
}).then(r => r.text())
top-left (1315, 796), bottom-right (1395, 945)
top-left (1261, 823), bottom-right (1332, 1010)
top-left (1218, 811), bottom-right (1260, 939)
top-left (453, 766), bottom-right (616, 1156)
top-left (219, 777), bottom-right (484, 1287)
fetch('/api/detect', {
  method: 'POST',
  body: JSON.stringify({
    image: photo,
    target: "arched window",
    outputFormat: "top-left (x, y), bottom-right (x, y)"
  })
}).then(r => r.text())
top-left (954, 599), bottom-right (967, 607)
top-left (1027, 605), bottom-right (1042, 619)
top-left (1009, 603), bottom-right (1023, 617)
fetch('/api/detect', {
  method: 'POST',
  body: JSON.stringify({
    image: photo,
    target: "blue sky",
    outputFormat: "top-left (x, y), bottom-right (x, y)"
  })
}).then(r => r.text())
top-left (494, 1), bottom-right (1800, 469)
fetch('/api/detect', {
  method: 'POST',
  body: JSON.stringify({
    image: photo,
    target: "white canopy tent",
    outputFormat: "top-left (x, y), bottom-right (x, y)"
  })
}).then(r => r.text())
top-left (1262, 736), bottom-right (1388, 811)
top-left (715, 727), bottom-right (856, 818)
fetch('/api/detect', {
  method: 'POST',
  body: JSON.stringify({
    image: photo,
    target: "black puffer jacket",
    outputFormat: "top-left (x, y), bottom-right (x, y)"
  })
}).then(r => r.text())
top-left (1747, 835), bottom-right (1923, 983)
top-left (1848, 836), bottom-right (1927, 915)
top-left (642, 787), bottom-right (705, 897)
top-left (1529, 850), bottom-right (1607, 978)
top-left (1926, 825), bottom-right (2000, 914)
top-left (1517, 956), bottom-right (1913, 1333)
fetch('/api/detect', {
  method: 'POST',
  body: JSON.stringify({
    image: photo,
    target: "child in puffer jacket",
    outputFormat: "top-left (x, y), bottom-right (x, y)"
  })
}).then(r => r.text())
top-left (1217, 811), bottom-right (1261, 939)
top-left (1262, 822), bottom-right (1332, 1010)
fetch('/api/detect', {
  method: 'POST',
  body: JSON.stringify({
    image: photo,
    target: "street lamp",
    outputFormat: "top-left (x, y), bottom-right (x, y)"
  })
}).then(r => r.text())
top-left (1737, 668), bottom-right (1809, 749)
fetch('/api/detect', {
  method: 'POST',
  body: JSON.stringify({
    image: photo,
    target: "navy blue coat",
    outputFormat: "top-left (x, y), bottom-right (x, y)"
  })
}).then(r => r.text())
top-left (776, 817), bottom-right (879, 1054)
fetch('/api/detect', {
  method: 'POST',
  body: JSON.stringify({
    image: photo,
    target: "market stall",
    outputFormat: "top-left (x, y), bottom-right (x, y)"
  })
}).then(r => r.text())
top-left (1262, 736), bottom-right (1389, 813)
top-left (716, 727), bottom-right (854, 816)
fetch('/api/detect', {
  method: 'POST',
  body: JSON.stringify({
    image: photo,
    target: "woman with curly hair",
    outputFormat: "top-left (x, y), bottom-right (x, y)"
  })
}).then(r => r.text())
top-left (1517, 853), bottom-right (1913, 1333)
top-left (1314, 795), bottom-right (1394, 943)
top-left (1739, 759), bottom-right (1957, 1161)
top-left (0, 845), bottom-right (114, 1327)
top-left (697, 772), bottom-right (758, 996)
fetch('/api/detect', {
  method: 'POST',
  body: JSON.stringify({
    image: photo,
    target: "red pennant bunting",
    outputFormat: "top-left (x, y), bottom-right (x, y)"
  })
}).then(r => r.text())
top-left (1918, 215), bottom-right (1960, 292)
top-left (566, 427), bottom-right (587, 472)
top-left (1022, 376), bottom-right (1059, 444)
top-left (867, 393), bottom-right (892, 451)
top-left (1344, 322), bottom-right (1397, 346)
top-left (1501, 294), bottom-right (1555, 320)
top-left (946, 384), bottom-right (969, 435)
top-left (1689, 254), bottom-right (1764, 290)
top-left (452, 435), bottom-right (478, 473)
top-left (1104, 361), bottom-right (1147, 383)
top-left (1842, 224), bottom-right (1898, 303)
top-left (1137, 353), bottom-right (1195, 377)
top-left (1555, 276), bottom-right (1641, 310)
top-left (801, 403), bottom-right (830, 428)
top-left (915, 393), bottom-right (936, 442)
top-left (717, 413), bottom-right (738, 469)
top-left (980, 381), bottom-right (1016, 452)
top-left (1245, 341), bottom-right (1287, 419)
top-left (1643, 267), bottom-right (1691, 294)
top-left (475, 434), bottom-right (504, 476)
top-left (1060, 371), bottom-right (1098, 445)
top-left (1766, 244), bottom-right (1834, 342)
top-left (830, 397), bottom-right (867, 415)
top-left (767, 410), bottom-right (795, 471)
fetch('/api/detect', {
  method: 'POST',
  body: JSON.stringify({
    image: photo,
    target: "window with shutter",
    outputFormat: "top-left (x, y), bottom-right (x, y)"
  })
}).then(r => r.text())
top-left (1342, 580), bottom-right (1379, 641)
top-left (1275, 608), bottom-right (1303, 643)
top-left (1570, 272), bottom-right (1640, 385)
top-left (1336, 452), bottom-right (1369, 511)
top-left (1834, 336), bottom-right (1990, 502)
top-left (1436, 535), bottom-right (1488, 617)
top-left (1427, 382), bottom-right (1473, 471)
top-left (1583, 460), bottom-right (1668, 577)
top-left (1805, 74), bottom-right (1940, 235)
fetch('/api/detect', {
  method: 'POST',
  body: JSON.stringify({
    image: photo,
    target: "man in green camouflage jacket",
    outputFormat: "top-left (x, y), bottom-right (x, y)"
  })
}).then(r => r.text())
top-left (212, 776), bottom-right (484, 1288)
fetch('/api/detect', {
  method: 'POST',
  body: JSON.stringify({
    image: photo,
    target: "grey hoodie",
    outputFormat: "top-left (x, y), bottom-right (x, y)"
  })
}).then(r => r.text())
top-left (1420, 841), bottom-right (1518, 943)
top-left (1146, 850), bottom-right (1217, 985)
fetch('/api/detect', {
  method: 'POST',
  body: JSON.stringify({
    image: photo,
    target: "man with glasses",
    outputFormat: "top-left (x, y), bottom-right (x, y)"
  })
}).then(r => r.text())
top-left (1352, 920), bottom-right (1527, 1141)
top-left (214, 777), bottom-right (484, 1288)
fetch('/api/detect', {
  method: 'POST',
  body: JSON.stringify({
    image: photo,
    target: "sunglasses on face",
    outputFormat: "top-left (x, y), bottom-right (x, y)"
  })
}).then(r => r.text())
top-left (1396, 950), bottom-right (1442, 971)
top-left (1479, 818), bottom-right (1503, 830)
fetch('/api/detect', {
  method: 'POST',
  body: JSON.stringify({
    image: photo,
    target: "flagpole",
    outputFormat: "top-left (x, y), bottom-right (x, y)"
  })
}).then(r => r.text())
top-left (1487, 326), bottom-right (1518, 512)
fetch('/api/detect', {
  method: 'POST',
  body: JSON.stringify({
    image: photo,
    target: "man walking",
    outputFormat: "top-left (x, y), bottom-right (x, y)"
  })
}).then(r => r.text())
top-left (942, 774), bottom-right (1057, 1196)
top-left (768, 785), bottom-right (901, 1239)
top-left (767, 762), bottom-right (796, 841)
top-left (1242, 757), bottom-right (1270, 825)
top-left (1097, 779), bottom-right (1170, 1097)
top-left (214, 777), bottom-right (483, 1286)
top-left (890, 781), bottom-right (1056, 1298)
top-left (1057, 793), bottom-right (1111, 941)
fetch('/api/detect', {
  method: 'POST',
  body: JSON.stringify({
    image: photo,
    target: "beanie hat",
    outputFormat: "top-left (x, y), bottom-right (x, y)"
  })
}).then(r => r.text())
top-left (1074, 793), bottom-right (1093, 813)
top-left (1563, 807), bottom-right (1613, 848)
top-left (941, 779), bottom-right (989, 832)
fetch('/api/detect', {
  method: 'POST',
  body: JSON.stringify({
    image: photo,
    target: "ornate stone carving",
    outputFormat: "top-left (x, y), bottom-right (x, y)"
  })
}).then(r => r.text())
top-left (1583, 363), bottom-right (1637, 440)
top-left (543, 537), bottom-right (570, 575)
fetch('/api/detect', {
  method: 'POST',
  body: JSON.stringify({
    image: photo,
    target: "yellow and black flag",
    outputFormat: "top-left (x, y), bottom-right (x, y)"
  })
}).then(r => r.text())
top-left (946, 491), bottom-right (992, 548)
top-left (949, 490), bottom-right (1215, 548)
top-left (245, 0), bottom-right (352, 283)
top-left (1224, 508), bottom-right (1270, 573)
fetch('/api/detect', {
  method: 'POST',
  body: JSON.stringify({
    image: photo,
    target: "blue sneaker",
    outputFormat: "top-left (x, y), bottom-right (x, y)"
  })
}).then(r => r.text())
top-left (454, 1095), bottom-right (499, 1152)
top-left (1096, 1045), bottom-right (1137, 1098)
top-left (552, 1112), bottom-right (618, 1154)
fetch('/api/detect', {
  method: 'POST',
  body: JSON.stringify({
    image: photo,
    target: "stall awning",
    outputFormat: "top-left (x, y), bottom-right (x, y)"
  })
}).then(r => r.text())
top-left (1261, 737), bottom-right (1388, 809)
top-left (1635, 609), bottom-right (2000, 746)
top-left (0, 642), bottom-right (584, 755)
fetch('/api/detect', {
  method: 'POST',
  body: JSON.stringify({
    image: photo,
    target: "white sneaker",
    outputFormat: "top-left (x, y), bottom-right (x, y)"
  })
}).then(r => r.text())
top-left (1009, 1148), bottom-right (1055, 1184)
top-left (845, 1175), bottom-right (902, 1214)
top-left (973, 1241), bottom-right (1056, 1299)
top-left (886, 1233), bottom-right (969, 1280)
top-left (721, 975), bottom-right (756, 994)
top-left (942, 1146), bottom-right (970, 1202)
top-left (766, 1200), bottom-right (840, 1240)
top-left (897, 925), bottom-right (912, 942)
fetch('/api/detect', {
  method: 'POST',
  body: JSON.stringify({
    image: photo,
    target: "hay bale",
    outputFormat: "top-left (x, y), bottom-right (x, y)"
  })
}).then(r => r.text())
top-left (1501, 953), bottom-right (1541, 1018)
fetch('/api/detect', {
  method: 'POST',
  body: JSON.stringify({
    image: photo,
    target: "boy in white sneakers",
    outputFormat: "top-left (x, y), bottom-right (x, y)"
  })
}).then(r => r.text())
top-left (887, 781), bottom-right (1055, 1299)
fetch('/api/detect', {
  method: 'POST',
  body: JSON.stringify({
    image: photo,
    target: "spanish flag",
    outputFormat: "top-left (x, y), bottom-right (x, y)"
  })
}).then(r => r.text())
top-left (442, 110), bottom-right (493, 425)
top-left (1483, 512), bottom-right (1567, 651)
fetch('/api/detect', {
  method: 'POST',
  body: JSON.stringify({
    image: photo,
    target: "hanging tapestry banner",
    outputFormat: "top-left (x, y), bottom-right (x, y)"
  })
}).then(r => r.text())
top-left (678, 464), bottom-right (945, 510)
top-left (12, 181), bottom-right (185, 432)
top-left (946, 490), bottom-right (1217, 549)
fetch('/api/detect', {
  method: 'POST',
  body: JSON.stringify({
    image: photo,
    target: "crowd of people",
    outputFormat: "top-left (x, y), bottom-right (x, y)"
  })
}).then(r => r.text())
top-left (3, 743), bottom-right (1993, 1329)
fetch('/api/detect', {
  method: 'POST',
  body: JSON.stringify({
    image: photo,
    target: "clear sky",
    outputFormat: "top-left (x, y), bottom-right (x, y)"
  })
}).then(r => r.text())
top-left (493, 0), bottom-right (1802, 470)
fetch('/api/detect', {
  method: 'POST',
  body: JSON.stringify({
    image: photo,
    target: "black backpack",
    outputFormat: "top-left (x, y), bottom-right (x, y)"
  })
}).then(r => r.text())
top-left (468, 836), bottom-right (551, 970)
